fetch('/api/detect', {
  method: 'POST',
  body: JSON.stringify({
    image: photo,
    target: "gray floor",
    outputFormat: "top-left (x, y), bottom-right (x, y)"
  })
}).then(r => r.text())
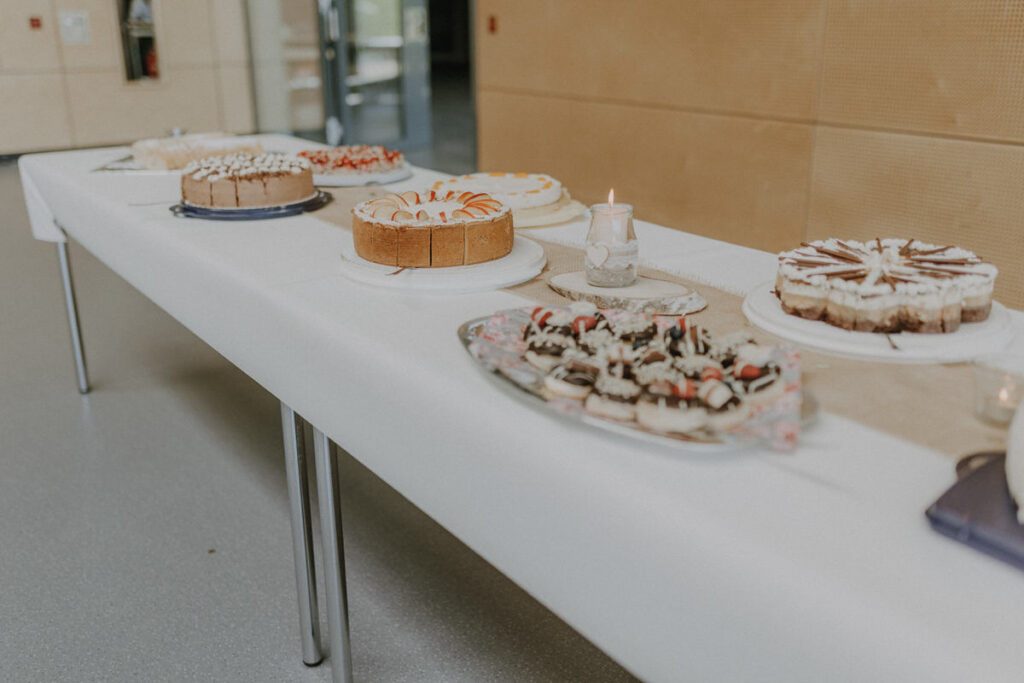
top-left (0, 161), bottom-right (636, 680)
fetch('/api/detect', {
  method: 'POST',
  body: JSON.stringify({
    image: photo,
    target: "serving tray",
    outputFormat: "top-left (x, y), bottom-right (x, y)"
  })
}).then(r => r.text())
top-left (458, 308), bottom-right (813, 454)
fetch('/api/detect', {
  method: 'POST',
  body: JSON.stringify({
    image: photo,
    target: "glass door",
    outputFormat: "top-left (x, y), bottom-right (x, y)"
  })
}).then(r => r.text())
top-left (245, 0), bottom-right (431, 149)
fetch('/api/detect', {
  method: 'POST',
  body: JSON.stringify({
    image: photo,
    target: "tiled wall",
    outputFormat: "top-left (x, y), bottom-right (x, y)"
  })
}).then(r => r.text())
top-left (0, 0), bottom-right (254, 154)
top-left (474, 0), bottom-right (1024, 308)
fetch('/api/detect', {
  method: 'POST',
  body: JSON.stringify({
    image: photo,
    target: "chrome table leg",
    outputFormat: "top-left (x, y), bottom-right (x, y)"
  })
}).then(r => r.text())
top-left (280, 404), bottom-right (323, 666)
top-left (313, 428), bottom-right (354, 683)
top-left (56, 241), bottom-right (89, 394)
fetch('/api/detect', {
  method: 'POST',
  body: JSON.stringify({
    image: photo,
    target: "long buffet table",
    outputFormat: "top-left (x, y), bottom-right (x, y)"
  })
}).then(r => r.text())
top-left (19, 135), bottom-right (1024, 682)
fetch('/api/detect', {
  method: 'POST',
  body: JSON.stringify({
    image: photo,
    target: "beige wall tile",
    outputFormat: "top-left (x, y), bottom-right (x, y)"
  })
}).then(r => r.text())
top-left (65, 67), bottom-right (220, 146)
top-left (211, 0), bottom-right (250, 65)
top-left (155, 0), bottom-right (215, 68)
top-left (216, 63), bottom-right (254, 133)
top-left (820, 0), bottom-right (1024, 142)
top-left (0, 73), bottom-right (72, 153)
top-left (54, 0), bottom-right (121, 71)
top-left (807, 126), bottom-right (1024, 308)
top-left (478, 90), bottom-right (813, 253)
top-left (0, 0), bottom-right (62, 72)
top-left (474, 0), bottom-right (824, 120)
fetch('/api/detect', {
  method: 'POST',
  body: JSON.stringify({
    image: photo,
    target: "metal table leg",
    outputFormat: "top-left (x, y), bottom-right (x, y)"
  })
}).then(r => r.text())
top-left (56, 241), bottom-right (89, 394)
top-left (280, 404), bottom-right (323, 666)
top-left (313, 428), bottom-right (354, 683)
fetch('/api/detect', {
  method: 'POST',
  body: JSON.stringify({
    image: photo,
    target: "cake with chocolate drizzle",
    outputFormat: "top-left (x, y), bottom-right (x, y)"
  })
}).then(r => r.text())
top-left (776, 238), bottom-right (998, 333)
top-left (181, 153), bottom-right (314, 209)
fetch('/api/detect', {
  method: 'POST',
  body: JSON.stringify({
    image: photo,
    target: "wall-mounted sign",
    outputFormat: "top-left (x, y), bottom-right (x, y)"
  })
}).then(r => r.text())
top-left (58, 10), bottom-right (91, 45)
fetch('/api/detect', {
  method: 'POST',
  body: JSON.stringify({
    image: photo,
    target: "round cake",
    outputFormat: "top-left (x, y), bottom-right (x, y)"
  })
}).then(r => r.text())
top-left (430, 172), bottom-right (563, 210)
top-left (353, 190), bottom-right (513, 267)
top-left (181, 153), bottom-right (314, 209)
top-left (776, 238), bottom-right (998, 333)
top-left (298, 145), bottom-right (404, 175)
top-left (132, 132), bottom-right (264, 170)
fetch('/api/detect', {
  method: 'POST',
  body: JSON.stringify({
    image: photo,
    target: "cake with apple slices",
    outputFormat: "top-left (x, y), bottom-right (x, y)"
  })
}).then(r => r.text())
top-left (352, 189), bottom-right (513, 267)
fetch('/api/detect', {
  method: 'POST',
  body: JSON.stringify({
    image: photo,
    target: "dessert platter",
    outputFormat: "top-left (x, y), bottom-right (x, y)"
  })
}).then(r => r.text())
top-left (341, 189), bottom-right (544, 292)
top-left (171, 153), bottom-right (330, 220)
top-left (97, 132), bottom-right (264, 172)
top-left (460, 304), bottom-right (804, 452)
top-left (743, 238), bottom-right (1014, 363)
top-left (298, 145), bottom-right (413, 186)
top-left (431, 173), bottom-right (587, 228)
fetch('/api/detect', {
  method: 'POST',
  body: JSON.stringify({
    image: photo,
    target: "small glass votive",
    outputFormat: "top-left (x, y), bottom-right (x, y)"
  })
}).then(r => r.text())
top-left (973, 353), bottom-right (1024, 426)
top-left (585, 195), bottom-right (638, 288)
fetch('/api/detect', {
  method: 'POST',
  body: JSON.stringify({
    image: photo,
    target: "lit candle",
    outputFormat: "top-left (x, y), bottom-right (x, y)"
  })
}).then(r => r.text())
top-left (585, 189), bottom-right (638, 288)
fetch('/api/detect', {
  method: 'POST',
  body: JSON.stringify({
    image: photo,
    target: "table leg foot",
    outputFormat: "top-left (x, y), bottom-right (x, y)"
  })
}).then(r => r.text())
top-left (313, 428), bottom-right (354, 683)
top-left (281, 403), bottom-right (323, 666)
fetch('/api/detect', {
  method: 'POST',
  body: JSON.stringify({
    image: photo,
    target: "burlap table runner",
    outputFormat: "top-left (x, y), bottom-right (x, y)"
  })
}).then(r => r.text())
top-left (317, 188), bottom-right (1007, 459)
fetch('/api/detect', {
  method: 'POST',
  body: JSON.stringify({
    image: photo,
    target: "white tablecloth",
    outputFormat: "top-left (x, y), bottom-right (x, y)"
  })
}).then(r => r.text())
top-left (19, 136), bottom-right (1024, 683)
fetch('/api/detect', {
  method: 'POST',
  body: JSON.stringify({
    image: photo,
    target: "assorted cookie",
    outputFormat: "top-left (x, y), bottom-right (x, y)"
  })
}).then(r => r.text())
top-left (520, 304), bottom-right (784, 437)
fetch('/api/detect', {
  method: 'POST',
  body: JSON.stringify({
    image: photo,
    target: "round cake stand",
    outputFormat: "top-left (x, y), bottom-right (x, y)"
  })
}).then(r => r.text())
top-left (313, 166), bottom-right (414, 187)
top-left (742, 283), bottom-right (1015, 364)
top-left (338, 236), bottom-right (546, 294)
top-left (547, 271), bottom-right (708, 315)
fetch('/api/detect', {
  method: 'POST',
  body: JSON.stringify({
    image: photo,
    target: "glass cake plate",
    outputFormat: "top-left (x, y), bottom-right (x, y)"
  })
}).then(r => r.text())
top-left (458, 307), bottom-right (814, 454)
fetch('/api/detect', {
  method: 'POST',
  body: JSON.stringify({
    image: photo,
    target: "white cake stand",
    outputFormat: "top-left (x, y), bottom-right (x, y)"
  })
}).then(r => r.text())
top-left (338, 236), bottom-right (546, 294)
top-left (314, 166), bottom-right (413, 187)
top-left (742, 283), bottom-right (1015, 364)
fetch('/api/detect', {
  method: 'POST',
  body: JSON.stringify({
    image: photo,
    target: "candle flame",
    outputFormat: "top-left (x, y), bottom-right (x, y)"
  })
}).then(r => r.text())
top-left (608, 188), bottom-right (615, 206)
top-left (999, 387), bottom-right (1011, 402)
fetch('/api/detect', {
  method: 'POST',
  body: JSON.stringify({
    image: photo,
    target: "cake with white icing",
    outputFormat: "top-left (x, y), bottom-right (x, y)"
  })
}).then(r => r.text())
top-left (352, 189), bottom-right (513, 267)
top-left (776, 238), bottom-right (998, 333)
top-left (180, 153), bottom-right (315, 209)
top-left (298, 145), bottom-right (404, 175)
top-left (431, 173), bottom-right (562, 210)
top-left (132, 133), bottom-right (264, 170)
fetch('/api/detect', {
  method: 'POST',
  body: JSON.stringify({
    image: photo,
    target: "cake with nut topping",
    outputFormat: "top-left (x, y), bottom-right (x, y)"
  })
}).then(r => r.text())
top-left (180, 153), bottom-right (314, 209)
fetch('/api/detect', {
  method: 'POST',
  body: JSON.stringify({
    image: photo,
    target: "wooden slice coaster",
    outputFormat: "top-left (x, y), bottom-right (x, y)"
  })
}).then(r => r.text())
top-left (547, 271), bottom-right (708, 315)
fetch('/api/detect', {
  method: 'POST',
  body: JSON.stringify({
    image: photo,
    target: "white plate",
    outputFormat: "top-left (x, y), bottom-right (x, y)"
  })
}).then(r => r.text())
top-left (742, 283), bottom-right (1014, 364)
top-left (338, 235), bottom-right (546, 294)
top-left (313, 166), bottom-right (413, 187)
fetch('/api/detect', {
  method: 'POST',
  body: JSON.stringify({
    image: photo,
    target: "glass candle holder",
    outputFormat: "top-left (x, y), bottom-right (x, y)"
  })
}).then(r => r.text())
top-left (973, 353), bottom-right (1024, 426)
top-left (585, 200), bottom-right (638, 287)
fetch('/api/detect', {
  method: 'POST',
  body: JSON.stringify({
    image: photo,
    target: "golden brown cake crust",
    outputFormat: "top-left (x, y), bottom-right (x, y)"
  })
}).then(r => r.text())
top-left (351, 190), bottom-right (513, 267)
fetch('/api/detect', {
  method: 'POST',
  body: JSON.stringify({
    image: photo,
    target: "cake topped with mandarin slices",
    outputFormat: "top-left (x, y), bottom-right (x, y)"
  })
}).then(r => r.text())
top-left (352, 189), bottom-right (513, 267)
top-left (430, 172), bottom-right (562, 210)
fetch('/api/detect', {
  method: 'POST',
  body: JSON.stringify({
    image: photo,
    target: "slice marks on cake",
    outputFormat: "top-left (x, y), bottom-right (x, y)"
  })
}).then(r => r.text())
top-left (352, 189), bottom-right (513, 267)
top-left (180, 153), bottom-right (315, 209)
top-left (775, 238), bottom-right (998, 334)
